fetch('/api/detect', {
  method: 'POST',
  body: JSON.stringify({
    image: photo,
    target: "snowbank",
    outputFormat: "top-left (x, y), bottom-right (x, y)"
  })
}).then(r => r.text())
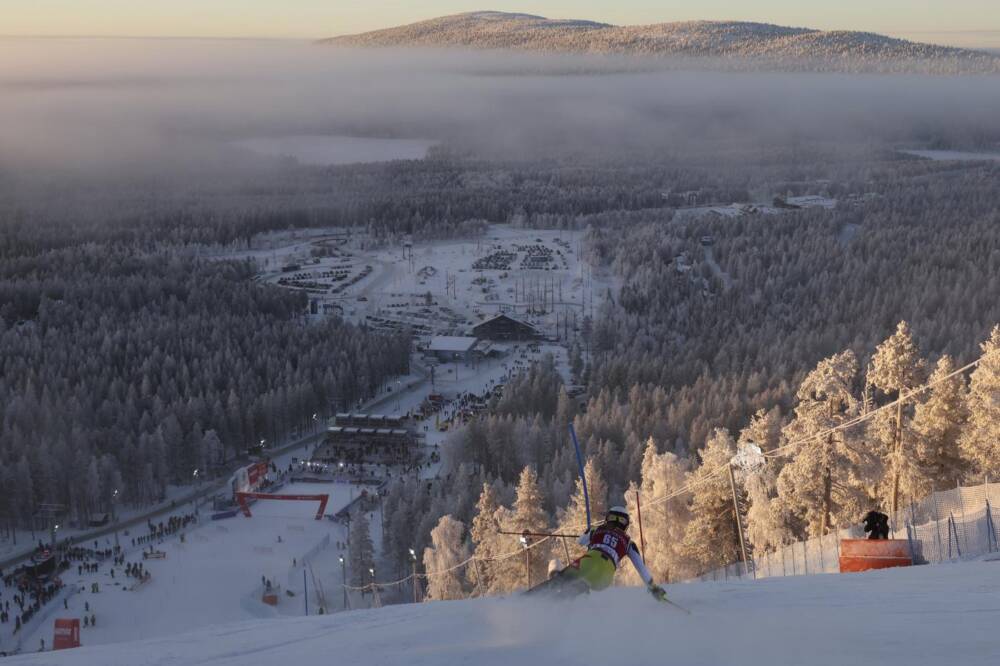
top-left (9, 560), bottom-right (999, 665)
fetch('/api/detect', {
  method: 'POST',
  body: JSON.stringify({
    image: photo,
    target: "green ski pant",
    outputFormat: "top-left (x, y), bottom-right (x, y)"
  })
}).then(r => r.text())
top-left (565, 550), bottom-right (616, 591)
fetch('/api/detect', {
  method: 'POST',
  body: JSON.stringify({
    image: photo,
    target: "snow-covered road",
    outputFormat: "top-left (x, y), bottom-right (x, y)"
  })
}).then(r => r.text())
top-left (10, 560), bottom-right (1000, 665)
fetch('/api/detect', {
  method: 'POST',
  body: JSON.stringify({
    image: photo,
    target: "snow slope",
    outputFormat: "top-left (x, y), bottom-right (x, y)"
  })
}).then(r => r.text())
top-left (10, 560), bottom-right (1000, 665)
top-left (9, 482), bottom-right (361, 654)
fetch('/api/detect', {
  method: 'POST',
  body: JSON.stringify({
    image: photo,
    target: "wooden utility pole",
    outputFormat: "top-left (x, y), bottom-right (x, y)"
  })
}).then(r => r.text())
top-left (412, 560), bottom-right (419, 604)
top-left (522, 533), bottom-right (532, 589)
top-left (821, 398), bottom-right (835, 535)
top-left (728, 464), bottom-right (751, 577)
top-left (820, 466), bottom-right (833, 536)
top-left (891, 397), bottom-right (904, 517)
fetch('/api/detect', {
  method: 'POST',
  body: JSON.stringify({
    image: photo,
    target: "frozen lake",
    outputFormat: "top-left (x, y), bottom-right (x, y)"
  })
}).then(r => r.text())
top-left (899, 148), bottom-right (1000, 162)
top-left (235, 135), bottom-right (437, 166)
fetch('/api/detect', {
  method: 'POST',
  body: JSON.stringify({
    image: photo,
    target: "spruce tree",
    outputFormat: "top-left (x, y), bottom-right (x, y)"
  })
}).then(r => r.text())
top-left (867, 321), bottom-right (926, 514)
top-left (507, 466), bottom-right (550, 589)
top-left (739, 409), bottom-right (793, 554)
top-left (634, 438), bottom-right (690, 582)
top-left (679, 428), bottom-right (741, 573)
top-left (422, 515), bottom-right (470, 602)
top-left (960, 326), bottom-right (1000, 478)
top-left (348, 510), bottom-right (376, 588)
top-left (556, 458), bottom-right (608, 561)
top-left (776, 350), bottom-right (868, 537)
top-left (468, 482), bottom-right (503, 595)
top-left (912, 355), bottom-right (968, 493)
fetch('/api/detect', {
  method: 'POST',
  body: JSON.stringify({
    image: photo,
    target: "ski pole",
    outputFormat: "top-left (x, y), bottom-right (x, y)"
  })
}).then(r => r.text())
top-left (569, 422), bottom-right (591, 530)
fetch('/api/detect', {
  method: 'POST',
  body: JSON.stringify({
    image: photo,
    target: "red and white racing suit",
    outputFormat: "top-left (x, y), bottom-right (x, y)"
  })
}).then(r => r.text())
top-left (577, 526), bottom-right (655, 587)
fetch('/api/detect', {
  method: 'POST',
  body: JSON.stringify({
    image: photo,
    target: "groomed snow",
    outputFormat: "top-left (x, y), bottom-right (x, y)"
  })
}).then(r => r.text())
top-left (11, 482), bottom-right (364, 654)
top-left (10, 560), bottom-right (1000, 665)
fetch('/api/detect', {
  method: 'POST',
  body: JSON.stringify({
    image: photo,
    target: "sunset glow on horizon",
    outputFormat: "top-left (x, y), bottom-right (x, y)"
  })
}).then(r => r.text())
top-left (2, 1), bottom-right (998, 47)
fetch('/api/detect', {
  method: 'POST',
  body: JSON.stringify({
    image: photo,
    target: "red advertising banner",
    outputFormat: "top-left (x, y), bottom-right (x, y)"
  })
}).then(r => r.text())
top-left (247, 461), bottom-right (268, 488)
top-left (53, 618), bottom-right (81, 650)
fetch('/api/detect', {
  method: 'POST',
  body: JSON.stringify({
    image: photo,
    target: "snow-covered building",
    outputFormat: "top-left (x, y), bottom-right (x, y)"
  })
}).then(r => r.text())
top-left (471, 314), bottom-right (539, 341)
top-left (426, 336), bottom-right (478, 362)
top-left (783, 195), bottom-right (838, 209)
top-left (313, 413), bottom-right (419, 466)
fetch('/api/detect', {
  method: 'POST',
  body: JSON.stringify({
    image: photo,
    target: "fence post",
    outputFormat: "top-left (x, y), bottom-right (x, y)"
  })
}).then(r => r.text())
top-left (932, 486), bottom-right (944, 564)
top-left (957, 481), bottom-right (970, 554)
top-left (802, 540), bottom-right (809, 575)
top-left (948, 513), bottom-right (962, 559)
top-left (986, 499), bottom-right (998, 553)
top-left (905, 523), bottom-right (917, 564)
top-left (947, 515), bottom-right (953, 559)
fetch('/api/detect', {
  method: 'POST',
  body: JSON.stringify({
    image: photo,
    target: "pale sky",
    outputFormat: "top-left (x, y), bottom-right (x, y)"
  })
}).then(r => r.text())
top-left (2, 1), bottom-right (999, 46)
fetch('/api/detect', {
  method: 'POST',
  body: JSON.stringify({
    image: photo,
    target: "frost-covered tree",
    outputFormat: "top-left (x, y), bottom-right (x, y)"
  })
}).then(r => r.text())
top-left (506, 466), bottom-right (550, 589)
top-left (633, 438), bottom-right (690, 582)
top-left (738, 409), bottom-right (793, 554)
top-left (556, 458), bottom-right (608, 561)
top-left (867, 321), bottom-right (926, 514)
top-left (468, 481), bottom-right (506, 595)
top-left (960, 326), bottom-right (1000, 478)
top-left (422, 515), bottom-right (471, 602)
top-left (679, 428), bottom-right (740, 573)
top-left (348, 510), bottom-right (376, 588)
top-left (912, 355), bottom-right (968, 493)
top-left (202, 429), bottom-right (224, 471)
top-left (777, 350), bottom-right (868, 537)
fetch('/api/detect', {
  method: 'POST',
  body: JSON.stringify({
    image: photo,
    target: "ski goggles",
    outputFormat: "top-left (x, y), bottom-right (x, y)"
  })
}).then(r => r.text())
top-left (605, 514), bottom-right (629, 528)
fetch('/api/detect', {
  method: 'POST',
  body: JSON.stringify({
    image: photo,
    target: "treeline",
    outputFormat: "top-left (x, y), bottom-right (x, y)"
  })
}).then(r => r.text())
top-left (0, 247), bottom-right (409, 526)
top-left (375, 158), bottom-right (1000, 595)
top-left (2, 141), bottom-right (902, 257)
top-left (379, 322), bottom-right (998, 599)
top-left (585, 162), bottom-right (1000, 454)
top-left (0, 157), bottom-right (669, 256)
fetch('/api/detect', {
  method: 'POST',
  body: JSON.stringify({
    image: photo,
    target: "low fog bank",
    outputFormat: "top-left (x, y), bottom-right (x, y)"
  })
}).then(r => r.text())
top-left (2, 39), bottom-right (1000, 176)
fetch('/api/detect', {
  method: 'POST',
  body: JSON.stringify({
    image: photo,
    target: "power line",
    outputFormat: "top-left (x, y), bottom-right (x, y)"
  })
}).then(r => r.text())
top-left (342, 346), bottom-right (995, 592)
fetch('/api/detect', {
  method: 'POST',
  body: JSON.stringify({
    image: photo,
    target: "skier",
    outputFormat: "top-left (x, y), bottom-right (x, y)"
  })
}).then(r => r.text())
top-left (532, 507), bottom-right (667, 602)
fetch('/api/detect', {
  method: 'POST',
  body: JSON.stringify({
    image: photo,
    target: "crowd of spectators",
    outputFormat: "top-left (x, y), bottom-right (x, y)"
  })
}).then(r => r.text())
top-left (130, 512), bottom-right (197, 548)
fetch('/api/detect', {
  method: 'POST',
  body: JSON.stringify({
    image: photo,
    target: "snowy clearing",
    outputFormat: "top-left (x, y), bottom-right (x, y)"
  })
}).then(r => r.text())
top-left (9, 560), bottom-right (1000, 665)
top-left (233, 136), bottom-right (437, 166)
top-left (899, 149), bottom-right (1000, 162)
top-left (11, 482), bottom-right (366, 653)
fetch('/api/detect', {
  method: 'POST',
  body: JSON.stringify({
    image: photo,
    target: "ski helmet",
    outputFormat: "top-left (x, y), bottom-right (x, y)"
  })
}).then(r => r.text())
top-left (605, 506), bottom-right (630, 530)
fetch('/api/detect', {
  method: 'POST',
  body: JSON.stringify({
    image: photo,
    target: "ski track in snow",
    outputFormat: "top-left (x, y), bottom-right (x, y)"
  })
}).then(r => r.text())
top-left (9, 560), bottom-right (1000, 665)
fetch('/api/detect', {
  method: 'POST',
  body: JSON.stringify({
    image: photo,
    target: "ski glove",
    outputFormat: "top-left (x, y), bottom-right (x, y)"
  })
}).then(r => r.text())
top-left (647, 583), bottom-right (667, 602)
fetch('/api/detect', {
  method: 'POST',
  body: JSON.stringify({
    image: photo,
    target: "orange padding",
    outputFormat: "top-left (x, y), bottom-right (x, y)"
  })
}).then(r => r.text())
top-left (839, 539), bottom-right (913, 573)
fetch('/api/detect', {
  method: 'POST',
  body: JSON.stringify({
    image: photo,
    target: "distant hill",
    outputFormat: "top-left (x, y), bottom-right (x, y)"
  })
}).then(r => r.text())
top-left (322, 11), bottom-right (1000, 74)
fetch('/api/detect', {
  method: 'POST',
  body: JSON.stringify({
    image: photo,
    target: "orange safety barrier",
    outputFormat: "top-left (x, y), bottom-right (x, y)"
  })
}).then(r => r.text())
top-left (839, 539), bottom-right (913, 573)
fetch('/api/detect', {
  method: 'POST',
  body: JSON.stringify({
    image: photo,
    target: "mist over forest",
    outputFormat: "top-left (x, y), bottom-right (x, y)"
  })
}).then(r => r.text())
top-left (2, 39), bottom-right (1000, 176)
top-left (2, 36), bottom-right (1000, 638)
